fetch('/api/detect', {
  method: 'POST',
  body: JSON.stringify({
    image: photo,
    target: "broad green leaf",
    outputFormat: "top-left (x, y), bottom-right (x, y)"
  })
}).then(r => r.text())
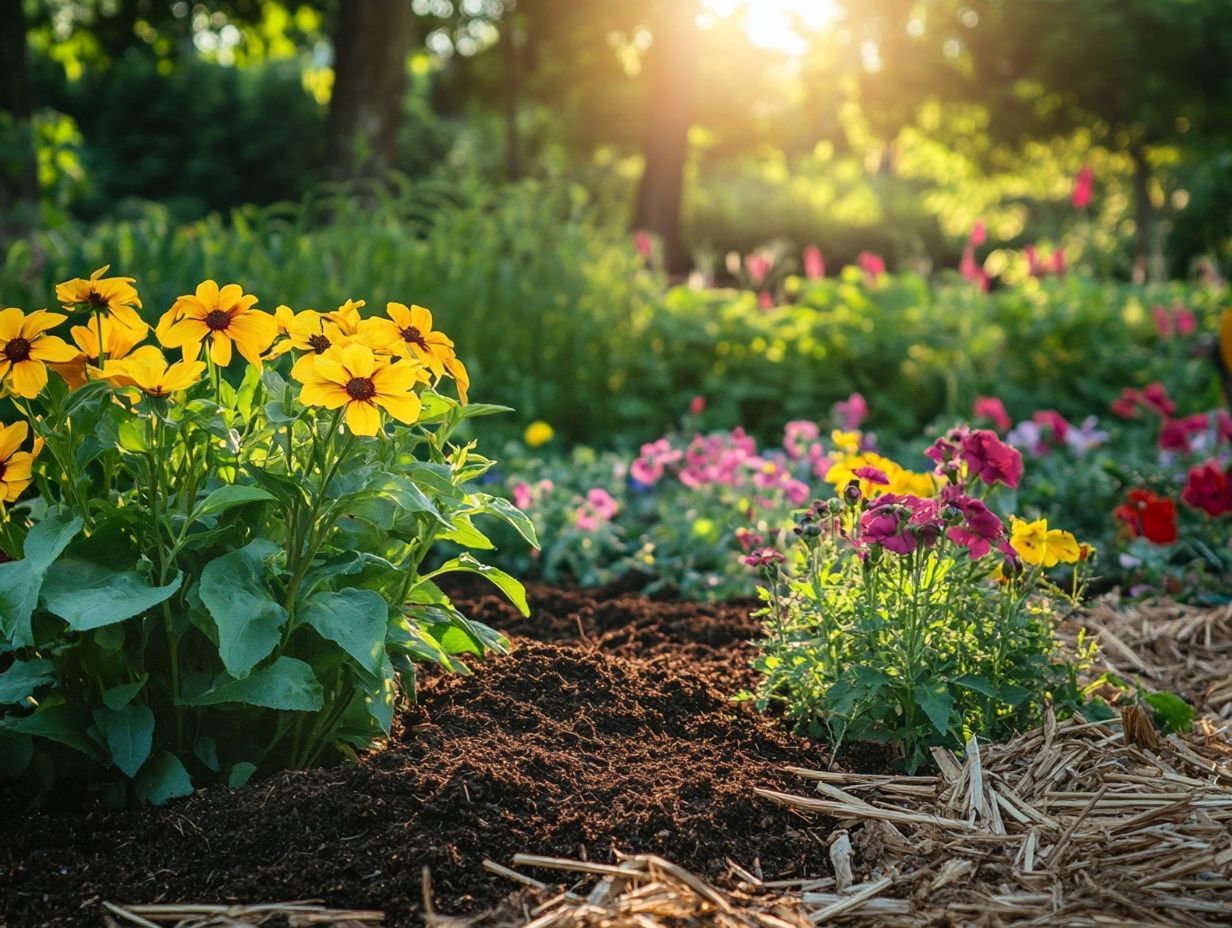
top-left (135, 751), bottom-right (193, 805)
top-left (22, 514), bottom-right (84, 571)
top-left (4, 704), bottom-right (97, 757)
top-left (41, 560), bottom-right (183, 631)
top-left (227, 761), bottom-right (257, 787)
top-left (103, 680), bottom-right (146, 711)
top-left (470, 494), bottom-right (539, 548)
top-left (193, 485), bottom-right (276, 520)
top-left (0, 659), bottom-right (55, 704)
top-left (425, 554), bottom-right (529, 616)
top-left (953, 675), bottom-right (999, 698)
top-left (0, 514), bottom-right (83, 647)
top-left (117, 416), bottom-right (151, 453)
top-left (1145, 691), bottom-right (1194, 733)
top-left (440, 515), bottom-right (495, 550)
top-left (184, 657), bottom-right (324, 711)
top-left (914, 683), bottom-right (954, 736)
top-left (300, 589), bottom-right (388, 677)
top-left (199, 543), bottom-right (287, 677)
top-left (93, 705), bottom-right (154, 778)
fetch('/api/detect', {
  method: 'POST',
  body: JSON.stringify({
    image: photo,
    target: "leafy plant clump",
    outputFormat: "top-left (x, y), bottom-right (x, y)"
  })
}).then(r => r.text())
top-left (0, 268), bottom-right (534, 804)
top-left (750, 426), bottom-right (1095, 772)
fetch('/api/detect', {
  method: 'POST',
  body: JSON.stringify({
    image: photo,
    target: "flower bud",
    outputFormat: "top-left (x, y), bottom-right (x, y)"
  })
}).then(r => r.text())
top-left (844, 480), bottom-right (862, 504)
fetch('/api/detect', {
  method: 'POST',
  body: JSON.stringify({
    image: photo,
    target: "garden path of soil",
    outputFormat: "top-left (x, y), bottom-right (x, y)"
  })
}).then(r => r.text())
top-left (0, 580), bottom-right (878, 927)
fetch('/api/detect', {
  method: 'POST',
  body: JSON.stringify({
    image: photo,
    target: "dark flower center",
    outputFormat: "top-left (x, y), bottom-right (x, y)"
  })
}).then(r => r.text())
top-left (307, 334), bottom-right (331, 353)
top-left (0, 461), bottom-right (6, 481)
top-left (345, 376), bottom-right (376, 401)
top-left (205, 309), bottom-right (231, 331)
top-left (400, 325), bottom-right (429, 350)
top-left (3, 337), bottom-right (32, 363)
top-left (85, 289), bottom-right (109, 309)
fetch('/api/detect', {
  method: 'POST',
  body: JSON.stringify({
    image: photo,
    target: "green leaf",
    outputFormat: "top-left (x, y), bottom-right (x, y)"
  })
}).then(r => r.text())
top-left (117, 416), bottom-right (151, 453)
top-left (470, 494), bottom-right (539, 548)
top-left (0, 660), bottom-right (55, 705)
top-left (242, 464), bottom-right (309, 507)
top-left (0, 514), bottom-right (82, 647)
top-left (1145, 691), bottom-right (1194, 733)
top-left (40, 560), bottom-right (183, 631)
top-left (23, 514), bottom-right (84, 570)
top-left (4, 704), bottom-right (97, 756)
top-left (184, 657), bottom-right (324, 711)
top-left (300, 589), bottom-right (388, 677)
top-left (914, 683), bottom-right (954, 736)
top-left (199, 543), bottom-right (288, 677)
top-left (102, 680), bottom-right (146, 711)
top-left (93, 705), bottom-right (154, 778)
top-left (135, 751), bottom-right (193, 805)
top-left (953, 675), bottom-right (998, 698)
top-left (425, 554), bottom-right (529, 616)
top-left (227, 761), bottom-right (258, 787)
top-left (193, 485), bottom-right (276, 520)
top-left (440, 515), bottom-right (495, 550)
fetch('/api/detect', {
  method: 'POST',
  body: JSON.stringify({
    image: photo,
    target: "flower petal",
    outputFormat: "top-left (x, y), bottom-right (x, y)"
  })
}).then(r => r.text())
top-left (8, 360), bottom-right (49, 398)
top-left (0, 420), bottom-right (28, 461)
top-left (345, 400), bottom-right (380, 436)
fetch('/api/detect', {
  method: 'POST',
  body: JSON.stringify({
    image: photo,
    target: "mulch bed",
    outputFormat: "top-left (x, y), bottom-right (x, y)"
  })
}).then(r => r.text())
top-left (0, 580), bottom-right (862, 928)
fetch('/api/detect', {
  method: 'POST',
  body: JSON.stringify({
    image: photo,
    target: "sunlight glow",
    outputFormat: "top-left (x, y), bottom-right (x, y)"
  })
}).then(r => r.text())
top-left (700, 0), bottom-right (841, 56)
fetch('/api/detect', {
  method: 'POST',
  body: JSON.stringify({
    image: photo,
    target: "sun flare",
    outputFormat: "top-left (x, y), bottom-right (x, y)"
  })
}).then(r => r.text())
top-left (700, 0), bottom-right (840, 56)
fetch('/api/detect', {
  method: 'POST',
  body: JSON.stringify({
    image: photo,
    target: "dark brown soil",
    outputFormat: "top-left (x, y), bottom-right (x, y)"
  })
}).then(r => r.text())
top-left (0, 582), bottom-right (858, 927)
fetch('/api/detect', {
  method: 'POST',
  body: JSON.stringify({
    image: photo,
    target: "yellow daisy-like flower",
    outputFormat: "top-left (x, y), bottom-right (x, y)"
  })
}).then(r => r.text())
top-left (157, 280), bottom-right (276, 368)
top-left (825, 452), bottom-right (902, 499)
top-left (889, 469), bottom-right (940, 498)
top-left (359, 302), bottom-right (469, 403)
top-left (324, 298), bottom-right (365, 335)
top-left (55, 265), bottom-right (144, 331)
top-left (0, 308), bottom-right (79, 398)
top-left (830, 430), bottom-right (862, 454)
top-left (101, 345), bottom-right (206, 399)
top-left (49, 315), bottom-right (148, 390)
top-left (272, 307), bottom-right (343, 357)
top-left (0, 420), bottom-right (44, 505)
top-left (293, 344), bottom-right (427, 437)
top-left (1009, 517), bottom-right (1081, 567)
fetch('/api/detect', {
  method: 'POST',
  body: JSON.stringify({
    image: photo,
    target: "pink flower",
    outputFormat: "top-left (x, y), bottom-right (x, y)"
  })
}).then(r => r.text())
top-left (631, 457), bottom-right (664, 485)
top-left (1153, 305), bottom-right (1173, 339)
top-left (512, 481), bottom-right (533, 510)
top-left (1111, 387), bottom-right (1143, 419)
top-left (1072, 165), bottom-right (1093, 209)
top-left (1142, 382), bottom-right (1175, 418)
top-left (784, 420), bottom-right (821, 459)
top-left (758, 291), bottom-right (774, 311)
top-left (735, 528), bottom-right (764, 552)
top-left (785, 479), bottom-right (810, 505)
top-left (970, 220), bottom-right (986, 247)
top-left (575, 510), bottom-right (599, 532)
top-left (858, 251), bottom-right (885, 285)
top-left (634, 230), bottom-right (653, 261)
top-left (1176, 307), bottom-right (1196, 336)
top-left (1052, 248), bottom-right (1066, 277)
top-left (746, 252), bottom-right (772, 286)
top-left (943, 490), bottom-right (1005, 559)
top-left (689, 395), bottom-right (706, 415)
top-left (803, 245), bottom-right (825, 280)
top-left (861, 494), bottom-right (942, 555)
top-left (834, 392), bottom-right (868, 430)
top-left (586, 488), bottom-right (619, 520)
top-left (853, 465), bottom-right (890, 487)
top-left (973, 396), bottom-right (1011, 433)
top-left (1025, 244), bottom-right (1040, 275)
top-left (744, 547), bottom-right (784, 569)
top-left (960, 429), bottom-right (1024, 489)
top-left (1033, 409), bottom-right (1071, 443)
top-left (960, 245), bottom-right (988, 290)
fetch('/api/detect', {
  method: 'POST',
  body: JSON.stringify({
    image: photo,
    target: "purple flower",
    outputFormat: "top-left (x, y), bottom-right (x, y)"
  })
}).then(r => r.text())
top-left (960, 429), bottom-right (1023, 489)
top-left (942, 490), bottom-right (1005, 558)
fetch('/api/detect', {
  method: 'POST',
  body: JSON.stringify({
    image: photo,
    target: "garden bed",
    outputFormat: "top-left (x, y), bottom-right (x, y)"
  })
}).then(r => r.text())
top-left (0, 581), bottom-right (860, 927)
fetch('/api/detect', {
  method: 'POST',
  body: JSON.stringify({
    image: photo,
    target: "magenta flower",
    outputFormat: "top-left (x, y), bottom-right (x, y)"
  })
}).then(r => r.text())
top-left (943, 491), bottom-right (1005, 558)
top-left (1141, 382), bottom-right (1176, 418)
top-left (1033, 409), bottom-right (1071, 443)
top-left (586, 488), bottom-right (619, 520)
top-left (853, 465), bottom-right (890, 487)
top-left (858, 251), bottom-right (885, 285)
top-left (784, 420), bottom-right (821, 459)
top-left (970, 219), bottom-right (987, 247)
top-left (744, 547), bottom-right (785, 569)
top-left (973, 396), bottom-right (1011, 433)
top-left (1153, 304), bottom-right (1173, 339)
top-left (803, 245), bottom-right (825, 280)
top-left (689, 395), bottom-right (706, 415)
top-left (1176, 306), bottom-right (1196, 336)
top-left (1052, 248), bottom-right (1066, 276)
top-left (746, 252), bottom-right (772, 286)
top-left (1072, 165), bottom-right (1093, 209)
top-left (860, 494), bottom-right (942, 555)
top-left (960, 429), bottom-right (1023, 489)
top-left (834, 392), bottom-right (868, 430)
top-left (758, 291), bottom-right (774, 311)
top-left (512, 481), bottom-right (533, 511)
top-left (631, 457), bottom-right (664, 485)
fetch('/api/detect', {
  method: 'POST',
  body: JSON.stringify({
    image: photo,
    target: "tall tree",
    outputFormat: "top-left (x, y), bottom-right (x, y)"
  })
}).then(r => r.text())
top-left (0, 0), bottom-right (38, 237)
top-left (633, 0), bottom-right (700, 274)
top-left (326, 0), bottom-right (416, 180)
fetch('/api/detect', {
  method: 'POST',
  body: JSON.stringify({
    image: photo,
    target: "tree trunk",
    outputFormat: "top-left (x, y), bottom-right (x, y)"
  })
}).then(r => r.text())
top-left (326, 0), bottom-right (416, 181)
top-left (1131, 145), bottom-right (1152, 270)
top-left (0, 0), bottom-right (38, 237)
top-left (633, 0), bottom-right (699, 275)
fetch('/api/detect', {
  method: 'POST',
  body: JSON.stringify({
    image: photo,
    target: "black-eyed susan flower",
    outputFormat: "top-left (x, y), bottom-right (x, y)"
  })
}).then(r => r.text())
top-left (55, 265), bottom-right (144, 331)
top-left (101, 345), bottom-right (206, 399)
top-left (360, 303), bottom-right (470, 403)
top-left (273, 305), bottom-right (379, 360)
top-left (157, 280), bottom-right (276, 368)
top-left (49, 315), bottom-right (148, 389)
top-left (0, 420), bottom-right (44, 505)
top-left (294, 343), bottom-right (427, 437)
top-left (0, 308), bottom-right (79, 398)
top-left (323, 298), bottom-right (365, 335)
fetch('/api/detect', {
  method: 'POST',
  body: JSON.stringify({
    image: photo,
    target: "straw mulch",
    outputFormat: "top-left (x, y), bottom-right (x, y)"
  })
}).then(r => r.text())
top-left (100, 900), bottom-right (384, 927)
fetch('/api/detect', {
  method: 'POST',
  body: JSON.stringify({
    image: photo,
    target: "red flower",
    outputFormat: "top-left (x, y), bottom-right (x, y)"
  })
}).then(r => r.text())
top-left (1072, 165), bottom-right (1093, 209)
top-left (1181, 461), bottom-right (1232, 517)
top-left (973, 396), bottom-right (1011, 433)
top-left (959, 429), bottom-right (1024, 489)
top-left (1141, 382), bottom-right (1175, 417)
top-left (1114, 489), bottom-right (1178, 545)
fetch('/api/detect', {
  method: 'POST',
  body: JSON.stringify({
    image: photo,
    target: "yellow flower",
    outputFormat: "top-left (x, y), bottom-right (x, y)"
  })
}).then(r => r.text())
top-left (55, 265), bottom-right (144, 330)
top-left (830, 430), bottom-right (862, 454)
top-left (359, 302), bottom-right (469, 403)
top-left (0, 420), bottom-right (44, 505)
top-left (324, 298), bottom-right (365, 335)
top-left (825, 452), bottom-right (902, 499)
top-left (157, 280), bottom-right (276, 368)
top-left (101, 345), bottom-right (206, 398)
top-left (49, 315), bottom-right (148, 389)
top-left (1009, 517), bottom-right (1081, 567)
top-left (293, 344), bottom-right (426, 437)
top-left (524, 420), bottom-right (555, 448)
top-left (0, 308), bottom-right (79, 398)
top-left (890, 469), bottom-right (940, 498)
